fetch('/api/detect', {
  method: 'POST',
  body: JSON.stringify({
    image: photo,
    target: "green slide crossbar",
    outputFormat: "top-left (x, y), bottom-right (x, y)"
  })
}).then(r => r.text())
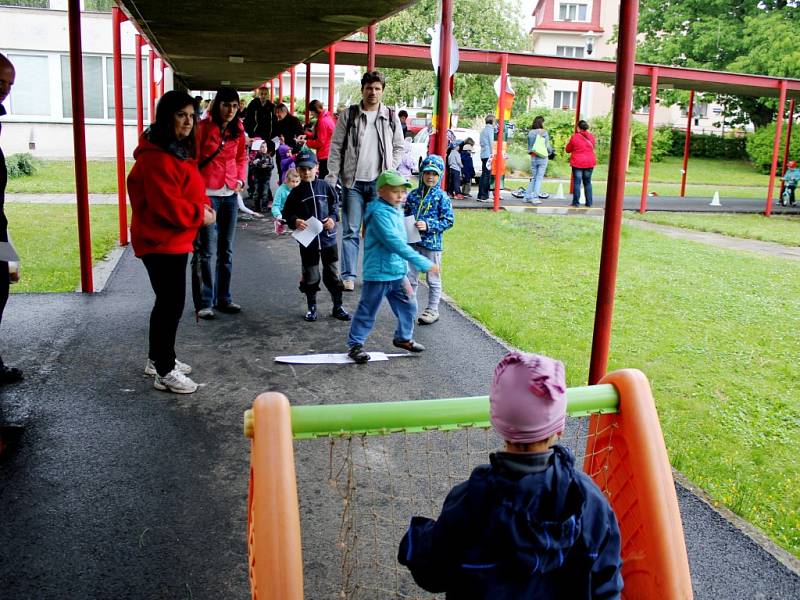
top-left (291, 384), bottom-right (619, 439)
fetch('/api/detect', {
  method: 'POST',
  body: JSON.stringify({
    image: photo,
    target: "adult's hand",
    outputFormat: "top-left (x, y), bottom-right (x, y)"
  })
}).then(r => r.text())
top-left (323, 217), bottom-right (335, 231)
top-left (203, 205), bottom-right (217, 226)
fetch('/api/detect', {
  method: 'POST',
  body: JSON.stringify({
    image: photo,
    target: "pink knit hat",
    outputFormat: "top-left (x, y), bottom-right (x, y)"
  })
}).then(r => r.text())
top-left (490, 352), bottom-right (567, 444)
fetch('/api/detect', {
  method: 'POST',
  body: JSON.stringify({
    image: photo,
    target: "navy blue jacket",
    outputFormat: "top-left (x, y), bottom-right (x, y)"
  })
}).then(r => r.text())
top-left (398, 445), bottom-right (623, 599)
top-left (283, 178), bottom-right (339, 250)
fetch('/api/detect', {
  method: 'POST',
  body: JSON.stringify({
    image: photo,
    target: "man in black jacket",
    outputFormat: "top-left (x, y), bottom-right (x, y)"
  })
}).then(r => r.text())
top-left (0, 54), bottom-right (22, 384)
top-left (244, 85), bottom-right (276, 141)
top-left (273, 103), bottom-right (305, 153)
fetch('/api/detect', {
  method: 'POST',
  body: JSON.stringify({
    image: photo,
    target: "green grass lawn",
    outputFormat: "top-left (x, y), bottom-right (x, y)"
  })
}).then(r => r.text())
top-left (628, 212), bottom-right (800, 247)
top-left (6, 160), bottom-right (133, 194)
top-left (7, 204), bottom-right (123, 292)
top-left (444, 210), bottom-right (800, 557)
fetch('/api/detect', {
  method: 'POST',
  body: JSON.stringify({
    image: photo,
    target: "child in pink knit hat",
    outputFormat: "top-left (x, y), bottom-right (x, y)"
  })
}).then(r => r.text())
top-left (399, 351), bottom-right (622, 599)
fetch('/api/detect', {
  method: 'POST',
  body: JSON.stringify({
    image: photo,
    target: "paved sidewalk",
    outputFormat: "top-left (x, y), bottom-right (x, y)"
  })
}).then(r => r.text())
top-left (6, 192), bottom-right (119, 204)
top-left (0, 217), bottom-right (797, 598)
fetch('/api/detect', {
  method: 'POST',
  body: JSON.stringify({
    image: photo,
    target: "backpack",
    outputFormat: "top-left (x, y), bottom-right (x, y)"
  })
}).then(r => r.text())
top-left (530, 132), bottom-right (549, 158)
top-left (342, 104), bottom-right (397, 157)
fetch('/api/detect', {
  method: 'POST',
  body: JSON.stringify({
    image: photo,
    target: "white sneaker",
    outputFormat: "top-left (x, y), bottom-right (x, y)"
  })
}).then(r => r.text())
top-left (418, 309), bottom-right (440, 325)
top-left (154, 369), bottom-right (198, 394)
top-left (144, 358), bottom-right (192, 377)
top-left (343, 279), bottom-right (355, 292)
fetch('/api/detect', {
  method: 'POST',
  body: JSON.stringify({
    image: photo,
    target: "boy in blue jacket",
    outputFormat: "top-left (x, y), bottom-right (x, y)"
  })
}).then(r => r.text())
top-left (347, 170), bottom-right (440, 364)
top-left (404, 154), bottom-right (454, 325)
top-left (283, 150), bottom-right (350, 322)
top-left (398, 352), bottom-right (623, 599)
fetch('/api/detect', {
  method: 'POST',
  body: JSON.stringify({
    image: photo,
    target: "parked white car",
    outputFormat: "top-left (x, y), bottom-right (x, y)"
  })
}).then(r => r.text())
top-left (410, 127), bottom-right (482, 182)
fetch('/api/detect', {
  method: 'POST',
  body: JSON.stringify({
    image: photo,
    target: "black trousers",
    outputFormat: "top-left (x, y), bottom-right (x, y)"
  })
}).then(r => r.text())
top-left (254, 171), bottom-right (272, 212)
top-left (142, 253), bottom-right (188, 377)
top-left (298, 244), bottom-right (343, 304)
top-left (318, 159), bottom-right (329, 180)
top-left (0, 261), bottom-right (8, 369)
top-left (478, 158), bottom-right (491, 199)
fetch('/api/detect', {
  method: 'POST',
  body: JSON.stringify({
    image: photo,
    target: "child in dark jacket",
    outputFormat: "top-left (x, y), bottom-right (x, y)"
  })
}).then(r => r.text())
top-left (250, 140), bottom-right (275, 212)
top-left (398, 352), bottom-right (623, 599)
top-left (283, 150), bottom-right (350, 322)
top-left (404, 154), bottom-right (454, 325)
top-left (460, 140), bottom-right (475, 197)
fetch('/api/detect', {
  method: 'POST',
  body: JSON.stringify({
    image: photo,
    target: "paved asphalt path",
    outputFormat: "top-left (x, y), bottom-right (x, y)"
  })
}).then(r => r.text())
top-left (0, 216), bottom-right (798, 598)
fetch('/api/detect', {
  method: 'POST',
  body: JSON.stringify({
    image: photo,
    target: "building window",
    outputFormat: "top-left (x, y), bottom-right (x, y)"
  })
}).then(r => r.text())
top-left (0, 1), bottom-right (49, 7)
top-left (556, 45), bottom-right (585, 58)
top-left (553, 90), bottom-right (577, 110)
top-left (311, 87), bottom-right (328, 102)
top-left (680, 103), bottom-right (709, 118)
top-left (105, 57), bottom-right (145, 120)
top-left (558, 3), bottom-right (588, 22)
top-left (6, 54), bottom-right (50, 116)
top-left (61, 55), bottom-right (105, 119)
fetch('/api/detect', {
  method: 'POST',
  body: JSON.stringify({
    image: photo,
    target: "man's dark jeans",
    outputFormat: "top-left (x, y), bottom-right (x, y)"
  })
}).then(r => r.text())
top-left (478, 158), bottom-right (491, 199)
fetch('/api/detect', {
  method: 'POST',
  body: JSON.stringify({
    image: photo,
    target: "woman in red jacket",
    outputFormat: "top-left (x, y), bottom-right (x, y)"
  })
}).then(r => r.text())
top-left (565, 120), bottom-right (597, 208)
top-left (193, 87), bottom-right (248, 319)
top-left (128, 91), bottom-right (216, 394)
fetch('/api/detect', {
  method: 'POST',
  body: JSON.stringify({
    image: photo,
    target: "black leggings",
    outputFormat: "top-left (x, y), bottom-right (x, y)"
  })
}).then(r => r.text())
top-left (142, 253), bottom-right (188, 377)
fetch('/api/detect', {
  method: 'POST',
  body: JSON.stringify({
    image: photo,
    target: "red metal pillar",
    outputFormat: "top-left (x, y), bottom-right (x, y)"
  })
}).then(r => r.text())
top-left (135, 33), bottom-right (143, 137)
top-left (148, 48), bottom-right (155, 122)
top-left (492, 54), bottom-right (509, 212)
top-left (639, 67), bottom-right (659, 213)
top-left (779, 97), bottom-right (795, 198)
top-left (367, 21), bottom-right (377, 71)
top-left (765, 80), bottom-right (788, 216)
top-left (270, 80), bottom-right (274, 102)
top-left (328, 45), bottom-right (336, 113)
top-left (679, 89), bottom-right (694, 197)
top-left (278, 73), bottom-right (284, 105)
top-left (304, 62), bottom-right (312, 125)
top-left (588, 0), bottom-right (638, 385)
top-left (434, 0), bottom-right (454, 161)
top-left (111, 6), bottom-right (128, 247)
top-left (67, 0), bottom-right (94, 293)
top-left (289, 66), bottom-right (296, 114)
top-left (159, 58), bottom-right (165, 96)
top-left (570, 80), bottom-right (583, 195)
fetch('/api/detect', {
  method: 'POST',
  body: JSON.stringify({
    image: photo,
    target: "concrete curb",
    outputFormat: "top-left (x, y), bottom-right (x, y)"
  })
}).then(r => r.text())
top-left (75, 242), bottom-right (128, 293)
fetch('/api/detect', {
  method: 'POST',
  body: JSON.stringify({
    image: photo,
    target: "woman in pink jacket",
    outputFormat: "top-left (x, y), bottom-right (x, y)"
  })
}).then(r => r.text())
top-left (565, 120), bottom-right (597, 208)
top-left (192, 87), bottom-right (248, 319)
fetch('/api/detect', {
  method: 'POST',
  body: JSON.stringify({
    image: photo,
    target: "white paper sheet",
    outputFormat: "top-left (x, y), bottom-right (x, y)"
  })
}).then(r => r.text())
top-left (0, 242), bottom-right (20, 263)
top-left (404, 215), bottom-right (422, 243)
top-left (274, 352), bottom-right (411, 364)
top-left (250, 139), bottom-right (263, 151)
top-left (291, 216), bottom-right (324, 247)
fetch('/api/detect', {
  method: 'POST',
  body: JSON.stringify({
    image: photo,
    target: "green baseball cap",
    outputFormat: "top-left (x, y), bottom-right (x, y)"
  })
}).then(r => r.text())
top-left (376, 170), bottom-right (413, 189)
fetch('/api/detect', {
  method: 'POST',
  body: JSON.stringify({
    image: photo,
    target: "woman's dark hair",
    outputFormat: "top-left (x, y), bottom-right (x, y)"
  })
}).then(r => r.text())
top-left (209, 86), bottom-right (242, 138)
top-left (361, 70), bottom-right (386, 90)
top-left (148, 90), bottom-right (198, 156)
top-left (532, 116), bottom-right (545, 130)
top-left (578, 119), bottom-right (589, 131)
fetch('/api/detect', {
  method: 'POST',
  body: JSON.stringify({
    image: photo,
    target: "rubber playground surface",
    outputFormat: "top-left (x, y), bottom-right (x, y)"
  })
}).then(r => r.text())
top-left (0, 216), bottom-right (798, 598)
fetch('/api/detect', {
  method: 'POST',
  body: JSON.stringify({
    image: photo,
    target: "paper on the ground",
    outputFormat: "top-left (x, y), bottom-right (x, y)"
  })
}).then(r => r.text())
top-left (404, 215), bottom-right (422, 243)
top-left (0, 241), bottom-right (20, 263)
top-left (275, 352), bottom-right (411, 364)
top-left (291, 216), bottom-right (323, 247)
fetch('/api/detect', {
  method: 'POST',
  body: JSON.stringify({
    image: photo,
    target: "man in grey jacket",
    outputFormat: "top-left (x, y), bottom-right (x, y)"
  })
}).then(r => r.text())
top-left (325, 71), bottom-right (404, 290)
top-left (477, 114), bottom-right (495, 202)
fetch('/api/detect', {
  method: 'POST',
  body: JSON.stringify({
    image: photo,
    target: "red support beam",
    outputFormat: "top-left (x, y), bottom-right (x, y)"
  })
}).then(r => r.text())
top-left (111, 6), bottom-right (128, 247)
top-left (640, 67), bottom-right (659, 213)
top-left (765, 80), bottom-right (788, 216)
top-left (570, 80), bottom-right (583, 195)
top-left (278, 73), bottom-right (284, 105)
top-left (328, 44), bottom-right (336, 113)
top-left (289, 66), bottom-right (296, 114)
top-left (148, 49), bottom-right (155, 123)
top-left (588, 0), bottom-right (639, 385)
top-left (680, 89), bottom-right (694, 197)
top-left (159, 58), bottom-right (165, 97)
top-left (779, 97), bottom-right (795, 198)
top-left (434, 0), bottom-right (454, 161)
top-left (269, 80), bottom-right (274, 102)
top-left (304, 62), bottom-right (312, 125)
top-left (135, 33), bottom-right (143, 137)
top-left (367, 21), bottom-right (377, 71)
top-left (67, 0), bottom-right (94, 293)
top-left (493, 54), bottom-right (509, 212)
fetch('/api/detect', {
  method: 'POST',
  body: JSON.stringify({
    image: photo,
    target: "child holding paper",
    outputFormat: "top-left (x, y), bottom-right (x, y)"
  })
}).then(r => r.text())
top-left (404, 154), bottom-right (454, 325)
top-left (283, 149), bottom-right (350, 323)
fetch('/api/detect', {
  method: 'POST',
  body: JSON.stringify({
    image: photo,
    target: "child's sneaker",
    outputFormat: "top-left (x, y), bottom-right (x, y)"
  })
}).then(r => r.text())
top-left (144, 358), bottom-right (192, 377)
top-left (348, 344), bottom-right (370, 364)
top-left (331, 306), bottom-right (352, 321)
top-left (154, 369), bottom-right (198, 394)
top-left (304, 305), bottom-right (318, 322)
top-left (393, 339), bottom-right (426, 352)
top-left (417, 309), bottom-right (439, 325)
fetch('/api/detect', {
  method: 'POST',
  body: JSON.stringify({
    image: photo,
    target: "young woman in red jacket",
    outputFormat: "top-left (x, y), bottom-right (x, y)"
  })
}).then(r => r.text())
top-left (128, 91), bottom-right (216, 394)
top-left (565, 120), bottom-right (597, 208)
top-left (192, 87), bottom-right (248, 319)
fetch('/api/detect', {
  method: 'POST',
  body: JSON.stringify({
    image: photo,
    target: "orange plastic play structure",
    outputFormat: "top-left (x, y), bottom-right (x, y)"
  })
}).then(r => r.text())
top-left (245, 369), bottom-right (693, 599)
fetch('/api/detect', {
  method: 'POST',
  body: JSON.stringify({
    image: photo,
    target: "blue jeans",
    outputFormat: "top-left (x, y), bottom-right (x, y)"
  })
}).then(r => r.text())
top-left (347, 278), bottom-right (418, 347)
top-left (193, 193), bottom-right (238, 308)
top-left (524, 156), bottom-right (548, 200)
top-left (572, 167), bottom-right (593, 206)
top-left (341, 179), bottom-right (378, 281)
top-left (478, 157), bottom-right (491, 199)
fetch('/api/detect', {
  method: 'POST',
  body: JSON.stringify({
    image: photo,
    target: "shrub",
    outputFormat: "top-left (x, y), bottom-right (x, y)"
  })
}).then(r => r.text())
top-left (662, 128), bottom-right (748, 160)
top-left (746, 123), bottom-right (800, 174)
top-left (6, 153), bottom-right (40, 179)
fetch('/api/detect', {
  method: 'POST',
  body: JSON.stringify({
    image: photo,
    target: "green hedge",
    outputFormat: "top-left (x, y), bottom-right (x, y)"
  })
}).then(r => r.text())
top-left (5, 153), bottom-right (40, 179)
top-left (663, 129), bottom-right (748, 160)
top-left (746, 123), bottom-right (800, 174)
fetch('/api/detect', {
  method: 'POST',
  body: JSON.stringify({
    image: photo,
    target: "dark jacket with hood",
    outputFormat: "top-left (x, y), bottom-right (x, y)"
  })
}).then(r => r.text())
top-left (398, 445), bottom-right (623, 599)
top-left (244, 98), bottom-right (276, 141)
top-left (282, 178), bottom-right (339, 251)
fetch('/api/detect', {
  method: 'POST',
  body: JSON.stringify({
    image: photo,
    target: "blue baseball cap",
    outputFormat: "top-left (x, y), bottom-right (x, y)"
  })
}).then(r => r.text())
top-left (295, 149), bottom-right (318, 167)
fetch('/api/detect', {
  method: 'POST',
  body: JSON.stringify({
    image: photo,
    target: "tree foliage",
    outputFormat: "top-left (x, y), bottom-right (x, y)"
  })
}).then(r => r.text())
top-left (636, 1), bottom-right (800, 128)
top-left (375, 0), bottom-right (542, 118)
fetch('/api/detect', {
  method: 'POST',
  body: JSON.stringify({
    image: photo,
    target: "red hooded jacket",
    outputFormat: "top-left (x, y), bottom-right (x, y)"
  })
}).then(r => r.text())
top-left (305, 110), bottom-right (336, 160)
top-left (127, 137), bottom-right (209, 257)
top-left (565, 130), bottom-right (597, 169)
top-left (195, 117), bottom-right (248, 190)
